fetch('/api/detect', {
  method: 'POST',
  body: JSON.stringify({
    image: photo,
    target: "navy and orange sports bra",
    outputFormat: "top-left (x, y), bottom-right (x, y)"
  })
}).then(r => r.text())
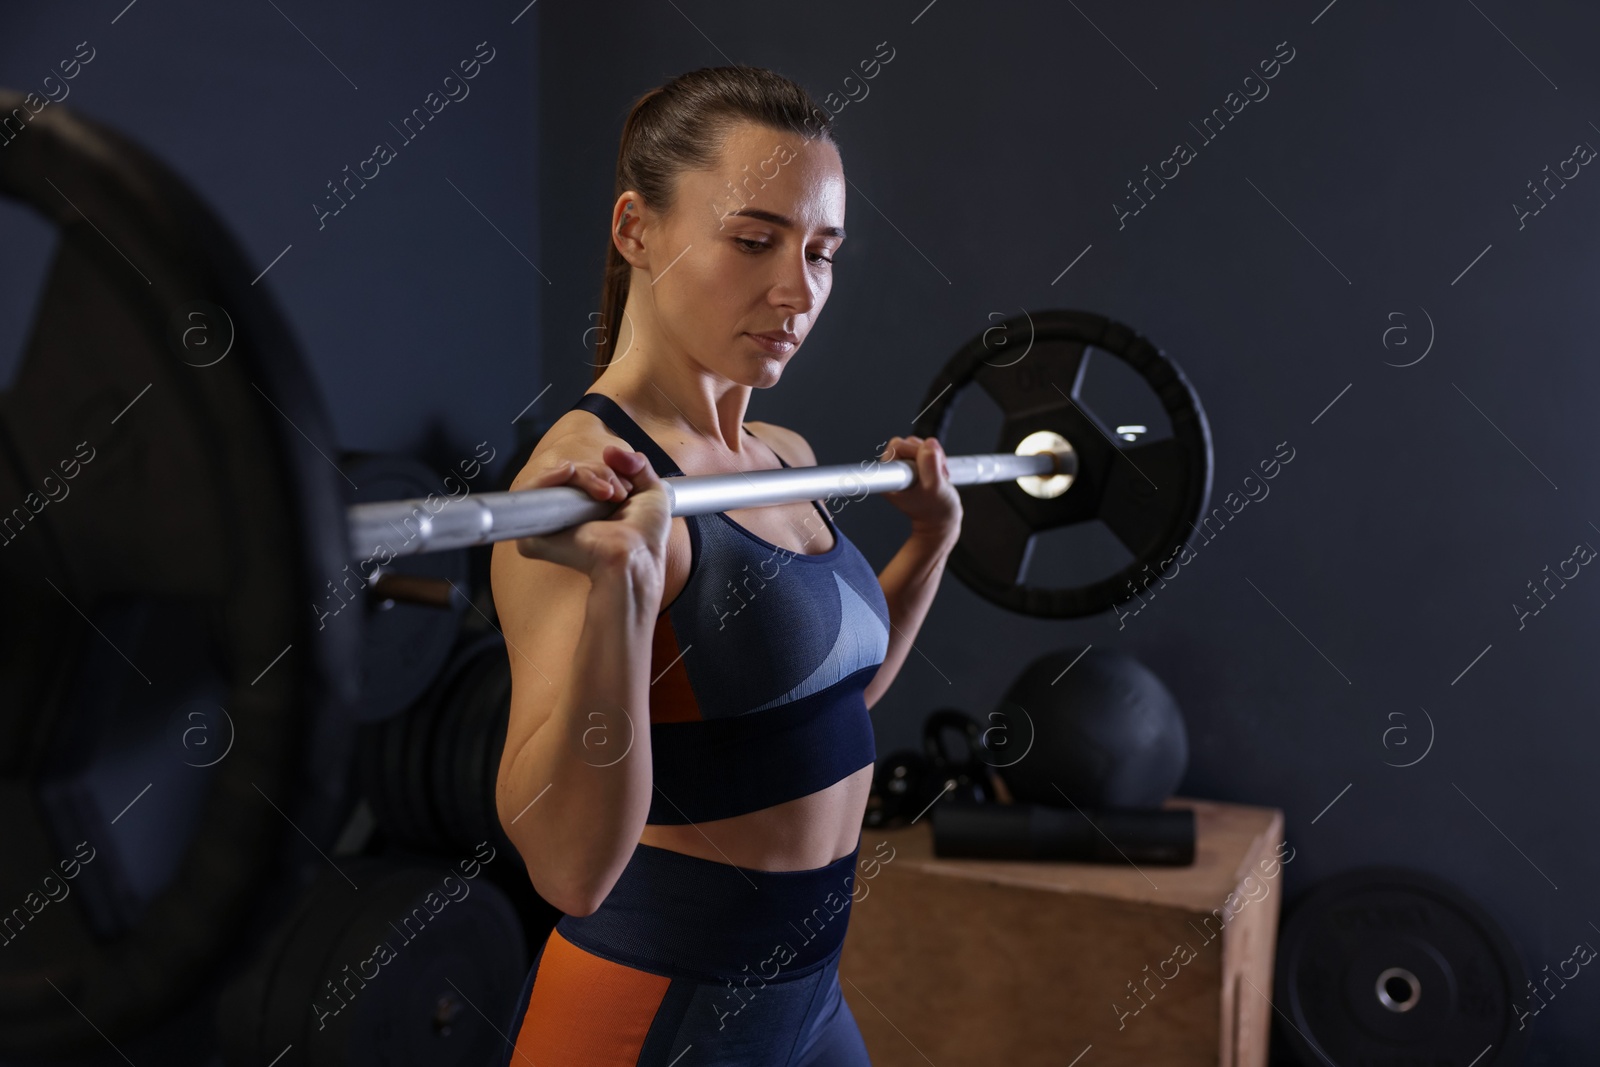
top-left (568, 392), bottom-right (889, 825)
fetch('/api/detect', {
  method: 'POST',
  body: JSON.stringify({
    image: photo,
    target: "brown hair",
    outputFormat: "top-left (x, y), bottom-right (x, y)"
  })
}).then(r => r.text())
top-left (591, 66), bottom-right (836, 381)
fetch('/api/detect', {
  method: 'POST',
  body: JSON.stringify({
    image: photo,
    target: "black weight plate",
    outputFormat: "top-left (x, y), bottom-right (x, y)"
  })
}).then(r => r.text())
top-left (417, 637), bottom-right (498, 852)
top-left (229, 856), bottom-right (525, 1067)
top-left (217, 860), bottom-right (362, 1065)
top-left (438, 637), bottom-right (509, 850)
top-left (435, 649), bottom-right (493, 848)
top-left (442, 655), bottom-right (494, 848)
top-left (307, 861), bottom-right (525, 1067)
top-left (340, 453), bottom-right (467, 725)
top-left (913, 310), bottom-right (1213, 619)
top-left (401, 674), bottom-right (451, 852)
top-left (366, 633), bottom-right (498, 851)
top-left (360, 690), bottom-right (418, 845)
top-left (392, 675), bottom-right (441, 849)
top-left (0, 93), bottom-right (355, 1055)
top-left (1274, 866), bottom-right (1529, 1066)
top-left (460, 651), bottom-right (512, 847)
top-left (255, 857), bottom-right (379, 1065)
top-left (360, 664), bottom-right (429, 848)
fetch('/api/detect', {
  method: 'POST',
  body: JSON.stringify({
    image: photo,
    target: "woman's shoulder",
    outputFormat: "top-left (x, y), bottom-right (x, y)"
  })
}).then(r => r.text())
top-left (744, 419), bottom-right (816, 468)
top-left (506, 406), bottom-right (625, 490)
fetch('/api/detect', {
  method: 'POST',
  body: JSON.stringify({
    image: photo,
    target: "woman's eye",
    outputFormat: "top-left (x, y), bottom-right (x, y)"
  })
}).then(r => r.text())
top-left (734, 237), bottom-right (833, 264)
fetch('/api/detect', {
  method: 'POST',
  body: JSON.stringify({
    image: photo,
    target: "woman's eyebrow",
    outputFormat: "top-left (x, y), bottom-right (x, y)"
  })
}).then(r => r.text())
top-left (726, 207), bottom-right (845, 239)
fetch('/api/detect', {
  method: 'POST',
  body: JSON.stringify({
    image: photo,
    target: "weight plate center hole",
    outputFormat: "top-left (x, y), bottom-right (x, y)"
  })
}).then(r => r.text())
top-left (1015, 430), bottom-right (1076, 499)
top-left (1375, 966), bottom-right (1421, 1013)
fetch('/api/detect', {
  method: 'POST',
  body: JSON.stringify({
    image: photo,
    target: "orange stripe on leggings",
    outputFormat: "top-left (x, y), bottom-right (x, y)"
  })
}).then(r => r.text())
top-left (511, 928), bottom-right (672, 1066)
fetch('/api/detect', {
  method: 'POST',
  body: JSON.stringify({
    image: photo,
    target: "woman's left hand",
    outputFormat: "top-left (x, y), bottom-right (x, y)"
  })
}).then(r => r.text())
top-left (877, 436), bottom-right (962, 541)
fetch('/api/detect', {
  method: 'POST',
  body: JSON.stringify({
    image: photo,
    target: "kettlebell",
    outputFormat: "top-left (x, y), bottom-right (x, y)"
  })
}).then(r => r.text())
top-left (923, 709), bottom-right (1005, 806)
top-left (864, 748), bottom-right (934, 829)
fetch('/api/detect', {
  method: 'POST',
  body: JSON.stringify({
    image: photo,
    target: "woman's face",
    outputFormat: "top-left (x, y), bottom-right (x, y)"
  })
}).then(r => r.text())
top-left (632, 121), bottom-right (846, 387)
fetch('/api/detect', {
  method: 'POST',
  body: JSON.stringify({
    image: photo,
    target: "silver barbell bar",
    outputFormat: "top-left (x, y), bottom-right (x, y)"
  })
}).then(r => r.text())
top-left (346, 431), bottom-right (1077, 561)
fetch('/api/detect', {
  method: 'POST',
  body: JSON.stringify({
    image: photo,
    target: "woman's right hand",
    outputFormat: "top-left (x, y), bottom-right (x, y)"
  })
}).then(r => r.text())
top-left (512, 445), bottom-right (672, 590)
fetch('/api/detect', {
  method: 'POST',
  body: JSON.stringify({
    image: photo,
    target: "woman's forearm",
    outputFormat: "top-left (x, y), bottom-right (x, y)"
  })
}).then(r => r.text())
top-left (864, 523), bottom-right (959, 708)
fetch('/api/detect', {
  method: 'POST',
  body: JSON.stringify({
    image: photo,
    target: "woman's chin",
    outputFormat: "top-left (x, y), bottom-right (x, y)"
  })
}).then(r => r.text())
top-left (735, 351), bottom-right (787, 388)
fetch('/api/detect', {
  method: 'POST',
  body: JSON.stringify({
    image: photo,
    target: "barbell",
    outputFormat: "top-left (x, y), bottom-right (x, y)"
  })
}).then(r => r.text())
top-left (346, 306), bottom-right (1214, 622)
top-left (0, 90), bottom-right (1213, 1061)
top-left (346, 435), bottom-right (1078, 560)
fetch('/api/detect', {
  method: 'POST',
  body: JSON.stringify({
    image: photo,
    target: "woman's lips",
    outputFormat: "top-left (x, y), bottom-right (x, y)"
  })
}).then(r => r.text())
top-left (746, 332), bottom-right (797, 354)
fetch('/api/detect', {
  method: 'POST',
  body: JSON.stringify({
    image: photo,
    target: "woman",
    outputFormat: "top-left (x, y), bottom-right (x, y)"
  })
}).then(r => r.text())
top-left (490, 65), bottom-right (961, 1066)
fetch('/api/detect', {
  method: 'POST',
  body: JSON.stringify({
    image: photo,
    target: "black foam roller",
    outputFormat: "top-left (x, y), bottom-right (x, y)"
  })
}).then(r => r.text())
top-left (931, 802), bottom-right (1195, 865)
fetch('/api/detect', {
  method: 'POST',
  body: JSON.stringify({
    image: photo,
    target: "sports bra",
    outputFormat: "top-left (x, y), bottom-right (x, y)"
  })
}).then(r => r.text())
top-left (567, 392), bottom-right (888, 825)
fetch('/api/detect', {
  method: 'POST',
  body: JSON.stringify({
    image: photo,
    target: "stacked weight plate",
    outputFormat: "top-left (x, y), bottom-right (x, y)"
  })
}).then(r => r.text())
top-left (360, 633), bottom-right (513, 855)
top-left (217, 855), bottom-right (526, 1066)
top-left (339, 453), bottom-right (468, 726)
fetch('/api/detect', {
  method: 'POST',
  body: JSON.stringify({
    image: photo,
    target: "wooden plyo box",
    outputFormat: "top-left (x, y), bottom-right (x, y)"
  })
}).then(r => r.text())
top-left (840, 798), bottom-right (1287, 1067)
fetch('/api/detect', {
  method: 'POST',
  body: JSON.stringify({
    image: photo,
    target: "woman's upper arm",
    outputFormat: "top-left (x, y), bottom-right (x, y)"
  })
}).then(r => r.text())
top-left (489, 424), bottom-right (688, 791)
top-left (489, 433), bottom-right (597, 793)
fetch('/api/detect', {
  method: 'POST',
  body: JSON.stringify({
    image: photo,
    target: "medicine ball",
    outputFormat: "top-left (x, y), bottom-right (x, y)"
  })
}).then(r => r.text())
top-left (991, 647), bottom-right (1187, 809)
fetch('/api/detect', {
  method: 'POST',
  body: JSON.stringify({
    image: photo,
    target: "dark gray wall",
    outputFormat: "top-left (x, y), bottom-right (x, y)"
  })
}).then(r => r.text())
top-left (0, 0), bottom-right (539, 466)
top-left (540, 1), bottom-right (1600, 1059)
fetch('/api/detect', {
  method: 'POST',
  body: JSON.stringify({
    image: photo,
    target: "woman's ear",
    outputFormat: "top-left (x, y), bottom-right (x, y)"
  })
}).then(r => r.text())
top-left (613, 192), bottom-right (649, 268)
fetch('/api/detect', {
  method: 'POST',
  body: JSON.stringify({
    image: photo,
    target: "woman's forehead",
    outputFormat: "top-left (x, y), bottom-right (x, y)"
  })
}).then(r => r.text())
top-left (692, 123), bottom-right (845, 229)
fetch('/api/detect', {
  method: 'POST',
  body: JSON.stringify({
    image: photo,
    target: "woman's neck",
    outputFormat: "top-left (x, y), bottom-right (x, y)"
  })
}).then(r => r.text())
top-left (598, 346), bottom-right (751, 455)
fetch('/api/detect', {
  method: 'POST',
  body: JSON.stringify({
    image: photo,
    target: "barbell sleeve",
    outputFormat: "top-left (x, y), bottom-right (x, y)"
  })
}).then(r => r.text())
top-left (346, 447), bottom-right (1076, 562)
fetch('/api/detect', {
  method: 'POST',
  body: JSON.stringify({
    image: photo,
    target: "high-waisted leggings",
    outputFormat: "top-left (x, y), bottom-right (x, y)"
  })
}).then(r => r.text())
top-left (495, 837), bottom-right (872, 1066)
